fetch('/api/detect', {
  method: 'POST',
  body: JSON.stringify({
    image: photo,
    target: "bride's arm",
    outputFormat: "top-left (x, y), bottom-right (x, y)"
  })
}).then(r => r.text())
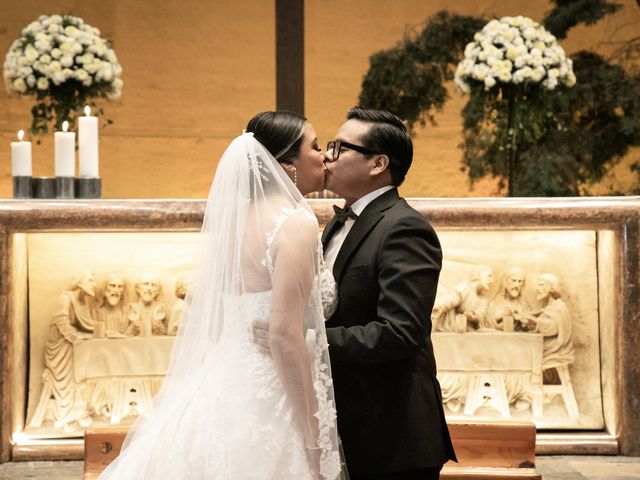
top-left (268, 214), bottom-right (320, 460)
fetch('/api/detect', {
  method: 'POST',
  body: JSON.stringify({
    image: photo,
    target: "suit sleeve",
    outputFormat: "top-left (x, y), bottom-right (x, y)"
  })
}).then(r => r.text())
top-left (326, 213), bottom-right (442, 365)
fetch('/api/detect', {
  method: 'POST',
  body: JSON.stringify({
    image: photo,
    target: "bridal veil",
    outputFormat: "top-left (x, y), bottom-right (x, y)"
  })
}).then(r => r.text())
top-left (99, 133), bottom-right (342, 479)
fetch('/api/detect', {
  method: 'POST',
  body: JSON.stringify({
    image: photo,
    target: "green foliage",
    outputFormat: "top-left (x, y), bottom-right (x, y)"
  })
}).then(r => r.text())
top-left (462, 84), bottom-right (575, 196)
top-left (358, 4), bottom-right (640, 196)
top-left (30, 81), bottom-right (112, 137)
top-left (542, 0), bottom-right (622, 39)
top-left (461, 51), bottom-right (640, 196)
top-left (359, 11), bottom-right (485, 132)
top-left (551, 52), bottom-right (640, 188)
top-left (631, 159), bottom-right (640, 194)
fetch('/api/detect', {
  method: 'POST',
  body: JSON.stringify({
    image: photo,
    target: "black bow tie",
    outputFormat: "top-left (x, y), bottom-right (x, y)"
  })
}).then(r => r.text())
top-left (333, 204), bottom-right (358, 225)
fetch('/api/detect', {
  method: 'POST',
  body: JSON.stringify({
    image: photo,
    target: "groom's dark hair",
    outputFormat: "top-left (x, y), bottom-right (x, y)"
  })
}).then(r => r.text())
top-left (347, 106), bottom-right (412, 186)
top-left (246, 111), bottom-right (307, 165)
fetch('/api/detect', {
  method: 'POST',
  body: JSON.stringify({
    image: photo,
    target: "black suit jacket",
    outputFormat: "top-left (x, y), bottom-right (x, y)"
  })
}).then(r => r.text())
top-left (323, 189), bottom-right (456, 476)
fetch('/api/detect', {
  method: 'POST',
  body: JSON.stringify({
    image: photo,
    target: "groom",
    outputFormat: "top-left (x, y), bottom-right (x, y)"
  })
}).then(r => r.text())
top-left (322, 107), bottom-right (455, 479)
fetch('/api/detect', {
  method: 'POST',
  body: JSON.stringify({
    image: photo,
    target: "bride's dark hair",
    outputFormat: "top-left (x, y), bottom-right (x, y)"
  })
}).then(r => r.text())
top-left (246, 111), bottom-right (307, 164)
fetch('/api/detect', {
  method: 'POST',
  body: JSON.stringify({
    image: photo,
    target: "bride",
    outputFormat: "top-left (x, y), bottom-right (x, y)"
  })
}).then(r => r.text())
top-left (98, 112), bottom-right (345, 479)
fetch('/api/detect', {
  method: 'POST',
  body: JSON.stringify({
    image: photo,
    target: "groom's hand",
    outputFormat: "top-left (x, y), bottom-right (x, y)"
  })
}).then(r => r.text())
top-left (251, 319), bottom-right (271, 354)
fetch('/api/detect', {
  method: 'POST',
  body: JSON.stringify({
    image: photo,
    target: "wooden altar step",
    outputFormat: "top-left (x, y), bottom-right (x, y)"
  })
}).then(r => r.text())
top-left (84, 426), bottom-right (127, 480)
top-left (441, 420), bottom-right (540, 479)
top-left (83, 420), bottom-right (539, 479)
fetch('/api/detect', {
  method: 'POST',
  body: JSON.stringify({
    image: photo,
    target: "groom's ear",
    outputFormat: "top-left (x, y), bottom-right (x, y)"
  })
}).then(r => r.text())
top-left (369, 154), bottom-right (390, 177)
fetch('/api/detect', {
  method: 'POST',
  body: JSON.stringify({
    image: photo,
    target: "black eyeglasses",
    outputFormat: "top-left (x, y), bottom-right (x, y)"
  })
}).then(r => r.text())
top-left (326, 139), bottom-right (379, 161)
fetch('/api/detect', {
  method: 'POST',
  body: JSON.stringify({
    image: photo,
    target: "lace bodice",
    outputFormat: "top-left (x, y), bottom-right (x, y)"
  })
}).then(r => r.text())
top-left (262, 208), bottom-right (338, 320)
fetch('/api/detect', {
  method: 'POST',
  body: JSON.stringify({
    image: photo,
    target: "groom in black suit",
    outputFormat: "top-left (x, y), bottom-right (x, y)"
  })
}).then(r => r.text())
top-left (322, 107), bottom-right (455, 479)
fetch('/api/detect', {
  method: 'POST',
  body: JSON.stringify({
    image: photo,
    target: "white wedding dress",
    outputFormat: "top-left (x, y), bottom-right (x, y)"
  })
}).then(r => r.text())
top-left (99, 134), bottom-right (343, 480)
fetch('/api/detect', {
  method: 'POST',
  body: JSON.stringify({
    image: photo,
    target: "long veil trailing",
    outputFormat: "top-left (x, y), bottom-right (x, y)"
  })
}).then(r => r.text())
top-left (99, 133), bottom-right (343, 479)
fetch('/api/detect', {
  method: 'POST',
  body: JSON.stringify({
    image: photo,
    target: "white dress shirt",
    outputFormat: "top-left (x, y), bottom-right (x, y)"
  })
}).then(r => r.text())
top-left (324, 185), bottom-right (395, 272)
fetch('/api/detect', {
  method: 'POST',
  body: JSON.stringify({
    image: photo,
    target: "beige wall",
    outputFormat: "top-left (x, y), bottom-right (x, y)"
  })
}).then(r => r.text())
top-left (1, 0), bottom-right (638, 198)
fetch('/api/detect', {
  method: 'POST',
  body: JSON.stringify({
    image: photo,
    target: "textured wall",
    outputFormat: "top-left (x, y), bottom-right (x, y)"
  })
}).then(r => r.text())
top-left (0, 0), bottom-right (637, 198)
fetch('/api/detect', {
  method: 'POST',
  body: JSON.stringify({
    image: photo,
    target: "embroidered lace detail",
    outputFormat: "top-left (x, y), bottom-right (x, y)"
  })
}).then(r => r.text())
top-left (102, 290), bottom-right (317, 479)
top-left (262, 207), bottom-right (312, 273)
top-left (317, 241), bottom-right (338, 319)
top-left (306, 325), bottom-right (342, 479)
top-left (100, 208), bottom-right (342, 480)
top-left (300, 241), bottom-right (340, 478)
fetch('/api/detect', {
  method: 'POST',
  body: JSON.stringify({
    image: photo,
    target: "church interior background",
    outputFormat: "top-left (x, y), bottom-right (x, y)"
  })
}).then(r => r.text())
top-left (0, 0), bottom-right (639, 475)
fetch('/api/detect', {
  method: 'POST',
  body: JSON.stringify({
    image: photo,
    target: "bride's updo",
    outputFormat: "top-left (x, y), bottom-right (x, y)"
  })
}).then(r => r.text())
top-left (245, 111), bottom-right (308, 164)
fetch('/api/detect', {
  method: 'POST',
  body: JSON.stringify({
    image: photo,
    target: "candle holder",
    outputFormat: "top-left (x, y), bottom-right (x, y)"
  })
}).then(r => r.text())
top-left (55, 177), bottom-right (75, 199)
top-left (75, 177), bottom-right (102, 199)
top-left (32, 177), bottom-right (56, 199)
top-left (12, 176), bottom-right (33, 199)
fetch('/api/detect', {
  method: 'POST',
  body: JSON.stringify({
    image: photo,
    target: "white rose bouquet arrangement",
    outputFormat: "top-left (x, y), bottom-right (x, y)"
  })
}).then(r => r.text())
top-left (453, 16), bottom-right (577, 196)
top-left (454, 16), bottom-right (576, 93)
top-left (3, 14), bottom-right (123, 135)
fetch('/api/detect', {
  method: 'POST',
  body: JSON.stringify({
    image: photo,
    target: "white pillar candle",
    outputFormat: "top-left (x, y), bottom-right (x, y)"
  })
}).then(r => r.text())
top-left (54, 121), bottom-right (75, 177)
top-left (79, 106), bottom-right (99, 177)
top-left (11, 130), bottom-right (32, 176)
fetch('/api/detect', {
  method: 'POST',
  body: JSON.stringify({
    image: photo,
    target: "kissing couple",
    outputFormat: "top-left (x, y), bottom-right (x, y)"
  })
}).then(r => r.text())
top-left (99, 107), bottom-right (456, 480)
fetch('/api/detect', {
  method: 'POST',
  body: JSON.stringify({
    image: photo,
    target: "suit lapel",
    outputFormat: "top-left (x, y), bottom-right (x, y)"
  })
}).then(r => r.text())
top-left (332, 189), bottom-right (400, 284)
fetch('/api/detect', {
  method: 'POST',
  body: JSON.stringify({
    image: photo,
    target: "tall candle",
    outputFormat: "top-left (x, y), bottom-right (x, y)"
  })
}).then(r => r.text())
top-left (79, 106), bottom-right (99, 177)
top-left (54, 121), bottom-right (75, 177)
top-left (11, 130), bottom-right (32, 176)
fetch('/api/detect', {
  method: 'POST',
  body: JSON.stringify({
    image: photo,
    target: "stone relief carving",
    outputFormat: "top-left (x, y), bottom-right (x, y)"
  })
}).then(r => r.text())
top-left (127, 273), bottom-right (168, 337)
top-left (432, 266), bottom-right (579, 418)
top-left (522, 274), bottom-right (576, 372)
top-left (521, 273), bottom-right (578, 418)
top-left (432, 266), bottom-right (494, 333)
top-left (484, 266), bottom-right (528, 332)
top-left (23, 231), bottom-right (602, 437)
top-left (28, 268), bottom-right (190, 432)
top-left (29, 271), bottom-right (97, 432)
top-left (96, 273), bottom-right (136, 338)
top-left (427, 230), bottom-right (602, 430)
top-left (167, 277), bottom-right (190, 336)
top-left (434, 263), bottom-right (581, 425)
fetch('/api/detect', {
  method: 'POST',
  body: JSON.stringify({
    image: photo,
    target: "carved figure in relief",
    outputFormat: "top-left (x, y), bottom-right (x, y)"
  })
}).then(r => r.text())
top-left (96, 273), bottom-right (136, 337)
top-left (433, 267), bottom-right (495, 412)
top-left (127, 273), bottom-right (167, 336)
top-left (484, 267), bottom-right (534, 409)
top-left (432, 267), bottom-right (494, 333)
top-left (516, 273), bottom-right (579, 417)
top-left (521, 274), bottom-right (575, 378)
top-left (167, 277), bottom-right (189, 336)
top-left (30, 271), bottom-right (96, 431)
top-left (484, 266), bottom-right (528, 331)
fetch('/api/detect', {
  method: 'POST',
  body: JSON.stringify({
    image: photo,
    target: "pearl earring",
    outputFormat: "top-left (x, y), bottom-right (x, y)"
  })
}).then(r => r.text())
top-left (292, 166), bottom-right (297, 186)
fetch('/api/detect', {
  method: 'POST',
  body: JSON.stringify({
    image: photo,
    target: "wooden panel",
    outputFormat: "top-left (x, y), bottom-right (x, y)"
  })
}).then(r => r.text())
top-left (13, 442), bottom-right (83, 462)
top-left (83, 427), bottom-right (128, 480)
top-left (442, 466), bottom-right (541, 479)
top-left (84, 421), bottom-right (538, 478)
top-left (446, 421), bottom-right (536, 469)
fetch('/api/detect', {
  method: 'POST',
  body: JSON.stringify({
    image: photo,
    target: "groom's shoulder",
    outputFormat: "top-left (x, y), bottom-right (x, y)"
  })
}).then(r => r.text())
top-left (390, 196), bottom-right (430, 223)
top-left (386, 197), bottom-right (439, 237)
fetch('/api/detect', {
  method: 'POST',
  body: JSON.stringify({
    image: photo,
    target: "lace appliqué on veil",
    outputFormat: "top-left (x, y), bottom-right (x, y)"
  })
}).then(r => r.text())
top-left (306, 322), bottom-right (342, 479)
top-left (317, 241), bottom-right (338, 320)
top-left (308, 245), bottom-right (341, 478)
top-left (262, 207), bottom-right (342, 479)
